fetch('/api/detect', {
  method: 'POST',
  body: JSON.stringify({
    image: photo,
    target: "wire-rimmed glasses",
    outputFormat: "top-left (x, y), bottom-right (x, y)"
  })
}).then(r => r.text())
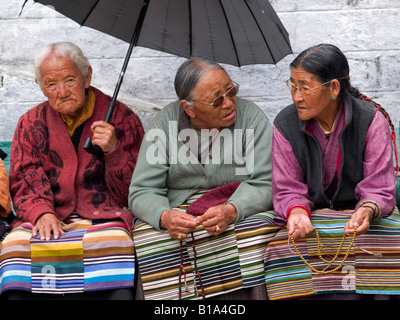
top-left (286, 76), bottom-right (349, 96)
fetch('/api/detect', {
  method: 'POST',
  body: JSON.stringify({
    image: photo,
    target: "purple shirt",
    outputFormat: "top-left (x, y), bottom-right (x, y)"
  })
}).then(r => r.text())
top-left (272, 104), bottom-right (396, 223)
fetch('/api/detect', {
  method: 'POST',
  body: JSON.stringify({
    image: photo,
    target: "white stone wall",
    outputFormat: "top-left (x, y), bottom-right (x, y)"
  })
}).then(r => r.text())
top-left (0, 0), bottom-right (399, 141)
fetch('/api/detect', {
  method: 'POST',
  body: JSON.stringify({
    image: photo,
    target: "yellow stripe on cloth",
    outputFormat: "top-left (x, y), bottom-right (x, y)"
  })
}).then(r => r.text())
top-left (31, 242), bottom-right (83, 257)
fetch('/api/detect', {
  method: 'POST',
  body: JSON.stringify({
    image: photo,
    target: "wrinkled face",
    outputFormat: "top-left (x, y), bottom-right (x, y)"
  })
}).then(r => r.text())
top-left (38, 55), bottom-right (92, 116)
top-left (289, 66), bottom-right (334, 122)
top-left (183, 68), bottom-right (237, 130)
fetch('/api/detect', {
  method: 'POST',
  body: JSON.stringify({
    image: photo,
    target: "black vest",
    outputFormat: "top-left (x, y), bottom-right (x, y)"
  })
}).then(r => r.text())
top-left (274, 93), bottom-right (377, 210)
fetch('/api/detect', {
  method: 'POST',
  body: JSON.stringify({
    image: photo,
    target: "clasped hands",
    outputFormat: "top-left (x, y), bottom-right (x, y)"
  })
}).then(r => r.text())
top-left (287, 206), bottom-right (375, 240)
top-left (160, 204), bottom-right (237, 240)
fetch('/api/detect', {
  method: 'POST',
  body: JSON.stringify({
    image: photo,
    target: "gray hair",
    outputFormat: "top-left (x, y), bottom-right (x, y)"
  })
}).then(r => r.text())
top-left (34, 42), bottom-right (91, 82)
top-left (174, 57), bottom-right (228, 103)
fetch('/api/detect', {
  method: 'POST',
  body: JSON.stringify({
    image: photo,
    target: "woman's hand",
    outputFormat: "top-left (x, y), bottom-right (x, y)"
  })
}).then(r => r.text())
top-left (160, 204), bottom-right (237, 239)
top-left (91, 120), bottom-right (118, 154)
top-left (160, 209), bottom-right (198, 240)
top-left (287, 208), bottom-right (314, 240)
top-left (197, 204), bottom-right (237, 236)
top-left (32, 213), bottom-right (65, 241)
top-left (344, 206), bottom-right (374, 236)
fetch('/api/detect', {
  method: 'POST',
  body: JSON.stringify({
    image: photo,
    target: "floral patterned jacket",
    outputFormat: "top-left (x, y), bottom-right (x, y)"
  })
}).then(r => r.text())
top-left (10, 87), bottom-right (144, 232)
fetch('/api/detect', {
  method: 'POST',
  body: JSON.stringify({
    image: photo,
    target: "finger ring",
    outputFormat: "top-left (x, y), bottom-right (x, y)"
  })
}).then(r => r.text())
top-left (178, 233), bottom-right (182, 239)
top-left (215, 225), bottom-right (220, 232)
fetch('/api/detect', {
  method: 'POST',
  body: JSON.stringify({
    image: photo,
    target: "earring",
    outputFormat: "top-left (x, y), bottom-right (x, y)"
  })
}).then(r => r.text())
top-left (331, 96), bottom-right (335, 100)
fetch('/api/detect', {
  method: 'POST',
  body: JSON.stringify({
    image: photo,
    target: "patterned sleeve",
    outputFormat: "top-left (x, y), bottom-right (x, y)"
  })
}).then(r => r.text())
top-left (10, 109), bottom-right (57, 225)
top-left (103, 104), bottom-right (144, 208)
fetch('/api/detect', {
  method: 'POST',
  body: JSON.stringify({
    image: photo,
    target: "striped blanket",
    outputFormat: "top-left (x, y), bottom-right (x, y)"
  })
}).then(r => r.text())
top-left (133, 197), bottom-right (279, 300)
top-left (264, 208), bottom-right (400, 300)
top-left (0, 215), bottom-right (135, 295)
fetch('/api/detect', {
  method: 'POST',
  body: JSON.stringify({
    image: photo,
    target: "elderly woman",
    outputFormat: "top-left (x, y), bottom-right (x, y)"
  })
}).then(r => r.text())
top-left (129, 57), bottom-right (274, 299)
top-left (0, 42), bottom-right (144, 299)
top-left (264, 43), bottom-right (400, 300)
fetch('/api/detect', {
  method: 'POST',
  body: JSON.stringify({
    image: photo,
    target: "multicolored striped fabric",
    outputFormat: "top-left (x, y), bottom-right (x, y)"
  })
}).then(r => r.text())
top-left (133, 199), bottom-right (279, 300)
top-left (0, 215), bottom-right (135, 295)
top-left (264, 208), bottom-right (400, 300)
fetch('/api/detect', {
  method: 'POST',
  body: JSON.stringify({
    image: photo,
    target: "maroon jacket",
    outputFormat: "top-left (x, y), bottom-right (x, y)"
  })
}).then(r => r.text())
top-left (10, 87), bottom-right (144, 232)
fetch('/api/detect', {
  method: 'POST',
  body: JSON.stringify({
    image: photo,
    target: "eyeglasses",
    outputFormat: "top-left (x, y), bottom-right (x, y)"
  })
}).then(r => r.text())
top-left (286, 76), bottom-right (349, 96)
top-left (190, 82), bottom-right (239, 108)
top-left (286, 79), bottom-right (332, 96)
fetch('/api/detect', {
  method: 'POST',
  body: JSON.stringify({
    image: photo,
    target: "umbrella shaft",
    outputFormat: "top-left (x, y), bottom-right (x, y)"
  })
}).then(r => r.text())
top-left (84, 0), bottom-right (150, 158)
top-left (105, 0), bottom-right (150, 123)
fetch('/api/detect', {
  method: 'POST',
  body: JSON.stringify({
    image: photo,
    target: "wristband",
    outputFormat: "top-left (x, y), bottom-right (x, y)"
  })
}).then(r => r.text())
top-left (359, 200), bottom-right (381, 221)
top-left (361, 205), bottom-right (378, 220)
top-left (286, 204), bottom-right (311, 219)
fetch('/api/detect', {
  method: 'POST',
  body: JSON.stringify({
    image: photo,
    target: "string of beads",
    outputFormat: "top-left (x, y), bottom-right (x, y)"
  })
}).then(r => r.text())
top-left (290, 226), bottom-right (357, 274)
top-left (178, 232), bottom-right (205, 299)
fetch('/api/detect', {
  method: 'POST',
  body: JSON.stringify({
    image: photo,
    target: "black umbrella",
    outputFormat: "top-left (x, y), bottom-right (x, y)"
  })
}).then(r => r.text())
top-left (21, 0), bottom-right (292, 158)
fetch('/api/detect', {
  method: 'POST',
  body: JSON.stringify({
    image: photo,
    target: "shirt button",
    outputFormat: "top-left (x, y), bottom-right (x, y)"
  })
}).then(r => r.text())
top-left (203, 175), bottom-right (207, 180)
top-left (93, 210), bottom-right (99, 216)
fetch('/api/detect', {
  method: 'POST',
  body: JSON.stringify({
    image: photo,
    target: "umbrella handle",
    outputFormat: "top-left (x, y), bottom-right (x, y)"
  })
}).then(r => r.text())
top-left (83, 137), bottom-right (104, 159)
top-left (83, 99), bottom-right (116, 159)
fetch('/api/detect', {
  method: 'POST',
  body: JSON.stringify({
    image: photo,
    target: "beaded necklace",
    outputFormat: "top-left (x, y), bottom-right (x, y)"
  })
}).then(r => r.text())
top-left (289, 226), bottom-right (357, 274)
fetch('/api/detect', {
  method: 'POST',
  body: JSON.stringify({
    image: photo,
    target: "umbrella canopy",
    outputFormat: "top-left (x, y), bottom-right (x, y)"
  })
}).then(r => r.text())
top-left (22, 0), bottom-right (292, 158)
top-left (27, 0), bottom-right (292, 66)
